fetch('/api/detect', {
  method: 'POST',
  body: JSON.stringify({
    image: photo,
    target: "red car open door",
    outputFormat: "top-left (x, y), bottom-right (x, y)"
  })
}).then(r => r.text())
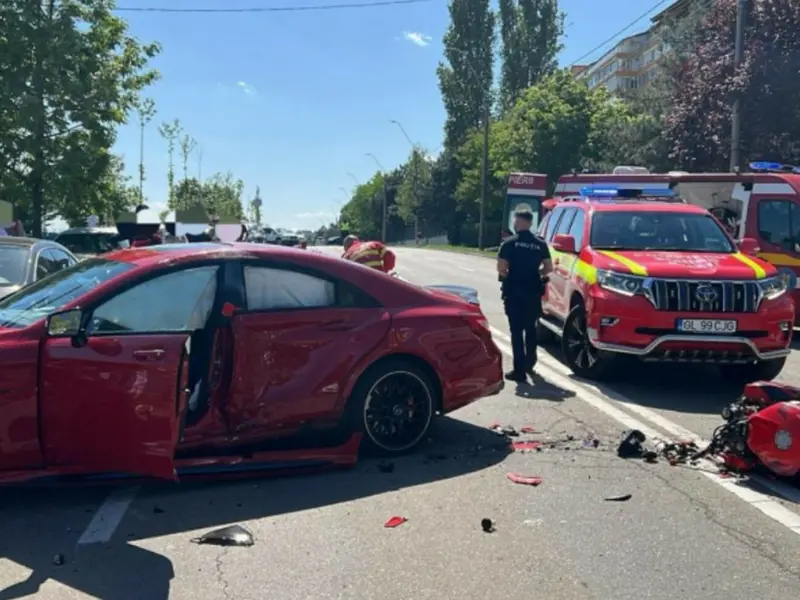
top-left (39, 334), bottom-right (191, 480)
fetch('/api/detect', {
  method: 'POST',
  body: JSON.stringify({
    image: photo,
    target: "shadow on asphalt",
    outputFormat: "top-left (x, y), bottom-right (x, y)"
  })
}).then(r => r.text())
top-left (541, 342), bottom-right (744, 416)
top-left (514, 377), bottom-right (576, 401)
top-left (0, 416), bottom-right (509, 600)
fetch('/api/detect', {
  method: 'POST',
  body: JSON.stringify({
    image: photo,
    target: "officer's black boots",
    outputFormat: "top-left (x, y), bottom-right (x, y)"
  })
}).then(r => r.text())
top-left (505, 370), bottom-right (526, 382)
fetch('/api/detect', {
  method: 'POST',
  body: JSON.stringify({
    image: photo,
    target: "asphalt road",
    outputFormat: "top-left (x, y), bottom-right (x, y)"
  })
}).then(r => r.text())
top-left (2, 245), bottom-right (800, 599)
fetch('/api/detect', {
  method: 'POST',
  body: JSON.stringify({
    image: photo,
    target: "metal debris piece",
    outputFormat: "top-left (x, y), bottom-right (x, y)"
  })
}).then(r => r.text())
top-left (481, 518), bottom-right (495, 533)
top-left (190, 524), bottom-right (255, 547)
top-left (506, 473), bottom-right (543, 486)
top-left (384, 516), bottom-right (407, 528)
top-left (604, 494), bottom-right (632, 502)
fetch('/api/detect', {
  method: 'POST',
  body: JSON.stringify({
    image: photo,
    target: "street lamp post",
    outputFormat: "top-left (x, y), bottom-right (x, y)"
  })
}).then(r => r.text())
top-left (730, 0), bottom-right (746, 172)
top-left (366, 153), bottom-right (388, 243)
top-left (389, 119), bottom-right (421, 243)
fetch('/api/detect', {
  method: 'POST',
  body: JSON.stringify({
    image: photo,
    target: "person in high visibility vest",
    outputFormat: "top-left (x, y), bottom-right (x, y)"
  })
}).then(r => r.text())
top-left (342, 235), bottom-right (396, 273)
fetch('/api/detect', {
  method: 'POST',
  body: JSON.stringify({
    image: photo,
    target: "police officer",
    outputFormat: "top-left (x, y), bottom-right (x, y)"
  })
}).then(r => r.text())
top-left (497, 205), bottom-right (553, 382)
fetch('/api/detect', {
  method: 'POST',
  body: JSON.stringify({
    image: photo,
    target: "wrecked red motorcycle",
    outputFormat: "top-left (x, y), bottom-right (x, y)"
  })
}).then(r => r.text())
top-left (701, 381), bottom-right (800, 477)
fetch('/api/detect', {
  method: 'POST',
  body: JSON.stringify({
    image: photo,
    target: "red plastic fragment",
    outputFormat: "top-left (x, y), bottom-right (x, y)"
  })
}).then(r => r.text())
top-left (506, 473), bottom-right (542, 486)
top-left (384, 516), bottom-right (407, 528)
top-left (221, 302), bottom-right (238, 317)
top-left (512, 441), bottom-right (541, 451)
top-left (520, 426), bottom-right (538, 434)
top-left (488, 421), bottom-right (501, 429)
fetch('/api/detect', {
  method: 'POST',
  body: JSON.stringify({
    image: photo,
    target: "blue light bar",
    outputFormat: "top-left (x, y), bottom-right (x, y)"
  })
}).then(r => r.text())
top-left (749, 161), bottom-right (800, 174)
top-left (579, 186), bottom-right (620, 197)
top-left (578, 186), bottom-right (676, 198)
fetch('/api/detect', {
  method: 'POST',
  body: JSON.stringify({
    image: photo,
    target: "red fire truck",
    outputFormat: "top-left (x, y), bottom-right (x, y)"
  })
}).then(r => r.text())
top-left (500, 172), bottom-right (548, 240)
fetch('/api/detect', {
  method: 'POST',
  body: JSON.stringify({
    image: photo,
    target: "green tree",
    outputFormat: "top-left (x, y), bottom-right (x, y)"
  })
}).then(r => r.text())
top-left (159, 119), bottom-right (182, 207)
top-left (0, 0), bottom-right (160, 235)
top-left (61, 154), bottom-right (138, 227)
top-left (395, 148), bottom-right (433, 224)
top-left (664, 0), bottom-right (800, 170)
top-left (134, 98), bottom-right (156, 204)
top-left (173, 177), bottom-right (204, 210)
top-left (250, 186), bottom-right (262, 226)
top-left (179, 133), bottom-right (196, 182)
top-left (498, 0), bottom-right (564, 112)
top-left (203, 172), bottom-right (244, 220)
top-left (437, 0), bottom-right (496, 151)
top-left (340, 174), bottom-right (385, 240)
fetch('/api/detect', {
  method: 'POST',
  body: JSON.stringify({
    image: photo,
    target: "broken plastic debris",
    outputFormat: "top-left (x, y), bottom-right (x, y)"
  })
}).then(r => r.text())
top-left (481, 518), bottom-right (495, 533)
top-left (190, 524), bottom-right (255, 547)
top-left (520, 426), bottom-right (537, 434)
top-left (384, 516), bottom-right (407, 528)
top-left (617, 429), bottom-right (646, 458)
top-left (506, 473), bottom-right (542, 486)
top-left (604, 494), bottom-right (632, 502)
top-left (512, 441), bottom-right (541, 451)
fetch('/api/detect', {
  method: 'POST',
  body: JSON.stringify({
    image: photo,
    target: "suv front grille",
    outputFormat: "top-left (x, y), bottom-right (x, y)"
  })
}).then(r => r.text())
top-left (648, 279), bottom-right (761, 313)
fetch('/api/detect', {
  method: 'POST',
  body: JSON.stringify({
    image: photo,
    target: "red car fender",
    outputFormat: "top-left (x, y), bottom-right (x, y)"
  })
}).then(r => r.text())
top-left (747, 401), bottom-right (800, 477)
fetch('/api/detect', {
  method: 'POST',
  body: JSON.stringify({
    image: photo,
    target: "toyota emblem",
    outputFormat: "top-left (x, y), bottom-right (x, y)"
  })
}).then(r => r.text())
top-left (695, 284), bottom-right (717, 303)
top-left (775, 429), bottom-right (793, 451)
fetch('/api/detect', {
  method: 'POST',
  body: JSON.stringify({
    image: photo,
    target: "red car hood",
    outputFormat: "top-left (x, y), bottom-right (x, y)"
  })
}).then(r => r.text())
top-left (592, 250), bottom-right (773, 279)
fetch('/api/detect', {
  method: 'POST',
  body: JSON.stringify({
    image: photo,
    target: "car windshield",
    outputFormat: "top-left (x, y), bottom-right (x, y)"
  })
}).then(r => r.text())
top-left (590, 211), bottom-right (735, 253)
top-left (0, 245), bottom-right (28, 286)
top-left (55, 232), bottom-right (125, 255)
top-left (0, 258), bottom-right (133, 329)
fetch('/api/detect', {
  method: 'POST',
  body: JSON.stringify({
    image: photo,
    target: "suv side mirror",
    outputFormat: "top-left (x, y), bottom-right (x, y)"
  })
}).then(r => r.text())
top-left (46, 309), bottom-right (83, 337)
top-left (738, 237), bottom-right (760, 256)
top-left (552, 233), bottom-right (577, 254)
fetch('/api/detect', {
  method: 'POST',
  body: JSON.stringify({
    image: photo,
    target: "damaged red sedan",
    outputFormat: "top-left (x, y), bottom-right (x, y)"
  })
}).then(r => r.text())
top-left (0, 243), bottom-right (503, 485)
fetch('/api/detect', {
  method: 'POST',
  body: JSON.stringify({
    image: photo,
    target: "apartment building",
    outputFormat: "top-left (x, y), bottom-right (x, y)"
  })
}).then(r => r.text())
top-left (576, 0), bottom-right (692, 93)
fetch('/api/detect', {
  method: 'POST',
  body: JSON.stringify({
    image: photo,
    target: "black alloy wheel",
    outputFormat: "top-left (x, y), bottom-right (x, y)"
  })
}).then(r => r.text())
top-left (357, 362), bottom-right (435, 455)
top-left (562, 303), bottom-right (610, 379)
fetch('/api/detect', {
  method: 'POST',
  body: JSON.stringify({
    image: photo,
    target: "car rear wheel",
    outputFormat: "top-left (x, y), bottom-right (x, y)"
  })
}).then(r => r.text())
top-left (349, 359), bottom-right (436, 456)
top-left (719, 357), bottom-right (787, 384)
top-left (562, 303), bottom-right (612, 379)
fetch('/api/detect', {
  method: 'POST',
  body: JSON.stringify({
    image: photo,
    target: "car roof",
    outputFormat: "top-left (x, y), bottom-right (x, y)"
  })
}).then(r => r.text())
top-left (588, 201), bottom-right (708, 214)
top-left (57, 227), bottom-right (119, 235)
top-left (0, 236), bottom-right (73, 251)
top-left (102, 241), bottom-right (334, 267)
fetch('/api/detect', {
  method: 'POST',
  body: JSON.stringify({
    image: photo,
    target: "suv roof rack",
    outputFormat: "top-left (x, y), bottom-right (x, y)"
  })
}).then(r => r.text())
top-left (748, 161), bottom-right (800, 174)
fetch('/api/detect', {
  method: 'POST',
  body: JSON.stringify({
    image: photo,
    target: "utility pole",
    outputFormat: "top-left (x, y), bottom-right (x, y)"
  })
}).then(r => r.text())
top-left (729, 0), bottom-right (746, 172)
top-left (478, 102), bottom-right (490, 250)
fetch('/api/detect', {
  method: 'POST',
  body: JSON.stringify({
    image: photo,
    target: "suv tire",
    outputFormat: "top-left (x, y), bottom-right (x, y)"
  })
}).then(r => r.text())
top-left (562, 302), bottom-right (612, 379)
top-left (719, 357), bottom-right (787, 384)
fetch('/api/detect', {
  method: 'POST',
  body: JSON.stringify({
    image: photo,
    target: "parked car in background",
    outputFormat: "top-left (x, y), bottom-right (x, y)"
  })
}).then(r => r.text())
top-left (54, 227), bottom-right (129, 260)
top-left (0, 241), bottom-right (503, 484)
top-left (0, 237), bottom-right (78, 300)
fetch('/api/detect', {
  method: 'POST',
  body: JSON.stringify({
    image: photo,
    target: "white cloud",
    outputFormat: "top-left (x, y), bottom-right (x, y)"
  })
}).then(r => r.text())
top-left (402, 31), bottom-right (431, 47)
top-left (295, 210), bottom-right (336, 220)
top-left (237, 81), bottom-right (257, 95)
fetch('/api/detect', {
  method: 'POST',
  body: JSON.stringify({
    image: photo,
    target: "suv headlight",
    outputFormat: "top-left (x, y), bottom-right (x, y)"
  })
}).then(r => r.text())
top-left (758, 275), bottom-right (788, 300)
top-left (597, 270), bottom-right (645, 296)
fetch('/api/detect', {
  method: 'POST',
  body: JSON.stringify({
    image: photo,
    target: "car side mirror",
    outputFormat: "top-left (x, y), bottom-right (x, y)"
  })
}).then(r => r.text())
top-left (552, 233), bottom-right (577, 254)
top-left (46, 309), bottom-right (83, 338)
top-left (737, 237), bottom-right (760, 256)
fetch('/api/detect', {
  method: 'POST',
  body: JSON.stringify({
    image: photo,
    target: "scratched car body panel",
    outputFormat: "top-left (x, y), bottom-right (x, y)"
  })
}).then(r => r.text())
top-left (0, 242), bottom-right (503, 485)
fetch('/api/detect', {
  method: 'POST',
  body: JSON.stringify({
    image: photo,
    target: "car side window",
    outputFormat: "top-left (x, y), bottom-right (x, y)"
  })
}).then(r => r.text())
top-left (544, 207), bottom-right (564, 241)
top-left (48, 249), bottom-right (73, 272)
top-left (758, 200), bottom-right (800, 253)
top-left (537, 213), bottom-right (551, 237)
top-left (567, 209), bottom-right (586, 248)
top-left (36, 249), bottom-right (59, 279)
top-left (554, 208), bottom-right (576, 237)
top-left (87, 266), bottom-right (219, 334)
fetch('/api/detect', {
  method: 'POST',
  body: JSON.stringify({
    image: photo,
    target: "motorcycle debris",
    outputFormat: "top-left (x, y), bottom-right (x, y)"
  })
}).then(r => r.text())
top-left (53, 553), bottom-right (65, 566)
top-left (604, 494), bottom-right (632, 502)
top-left (520, 426), bottom-right (538, 434)
top-left (617, 429), bottom-right (646, 458)
top-left (384, 516), bottom-right (407, 528)
top-left (512, 441), bottom-right (541, 451)
top-left (506, 473), bottom-right (543, 486)
top-left (190, 524), bottom-right (255, 547)
top-left (481, 518), bottom-right (495, 533)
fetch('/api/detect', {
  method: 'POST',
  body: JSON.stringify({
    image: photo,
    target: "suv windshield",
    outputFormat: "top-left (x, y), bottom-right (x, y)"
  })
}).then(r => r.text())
top-left (590, 211), bottom-right (735, 253)
top-left (55, 232), bottom-right (127, 255)
top-left (0, 245), bottom-right (28, 286)
top-left (0, 258), bottom-right (133, 329)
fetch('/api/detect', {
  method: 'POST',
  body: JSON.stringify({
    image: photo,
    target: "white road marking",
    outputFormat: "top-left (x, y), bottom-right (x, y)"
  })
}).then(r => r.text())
top-left (489, 325), bottom-right (800, 534)
top-left (77, 486), bottom-right (139, 545)
top-left (459, 267), bottom-right (476, 272)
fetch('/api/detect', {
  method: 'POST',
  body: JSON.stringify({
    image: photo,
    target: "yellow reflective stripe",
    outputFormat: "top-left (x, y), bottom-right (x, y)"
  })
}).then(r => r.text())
top-left (548, 247), bottom-right (597, 284)
top-left (363, 260), bottom-right (383, 268)
top-left (757, 252), bottom-right (800, 267)
top-left (597, 251), bottom-right (648, 276)
top-left (731, 252), bottom-right (767, 279)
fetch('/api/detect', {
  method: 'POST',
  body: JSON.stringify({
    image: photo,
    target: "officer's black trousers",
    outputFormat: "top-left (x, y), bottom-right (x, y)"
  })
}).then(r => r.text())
top-left (504, 296), bottom-right (541, 375)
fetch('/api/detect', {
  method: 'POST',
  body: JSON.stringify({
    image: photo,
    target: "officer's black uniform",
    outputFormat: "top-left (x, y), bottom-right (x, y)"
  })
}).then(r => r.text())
top-left (498, 228), bottom-right (550, 380)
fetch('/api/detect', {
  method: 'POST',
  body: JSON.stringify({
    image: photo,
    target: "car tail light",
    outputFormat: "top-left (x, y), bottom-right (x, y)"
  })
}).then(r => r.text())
top-left (462, 312), bottom-right (490, 335)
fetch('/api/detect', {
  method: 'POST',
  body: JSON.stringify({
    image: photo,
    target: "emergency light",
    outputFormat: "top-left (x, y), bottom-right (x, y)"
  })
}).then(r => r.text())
top-left (578, 185), bottom-right (677, 198)
top-left (749, 161), bottom-right (800, 174)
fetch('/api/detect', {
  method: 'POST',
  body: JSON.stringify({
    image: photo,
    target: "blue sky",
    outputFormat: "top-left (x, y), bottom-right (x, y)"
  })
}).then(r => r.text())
top-left (107, 0), bottom-right (660, 231)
